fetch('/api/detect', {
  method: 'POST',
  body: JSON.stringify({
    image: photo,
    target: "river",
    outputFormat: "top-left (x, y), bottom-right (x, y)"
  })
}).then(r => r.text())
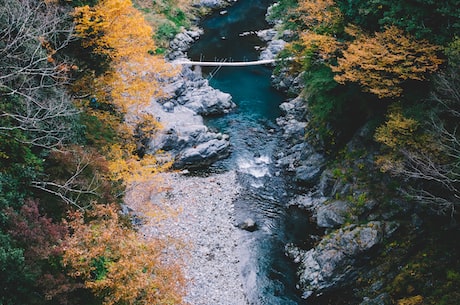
top-left (187, 1), bottom-right (313, 304)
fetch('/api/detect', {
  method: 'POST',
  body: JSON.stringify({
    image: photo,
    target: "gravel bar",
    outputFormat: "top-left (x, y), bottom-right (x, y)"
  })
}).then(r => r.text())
top-left (137, 170), bottom-right (248, 305)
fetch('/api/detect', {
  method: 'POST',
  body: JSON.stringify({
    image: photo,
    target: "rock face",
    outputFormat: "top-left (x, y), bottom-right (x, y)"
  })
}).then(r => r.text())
top-left (286, 221), bottom-right (399, 299)
top-left (275, 96), bottom-right (325, 185)
top-left (146, 99), bottom-right (230, 169)
top-left (167, 29), bottom-right (203, 60)
top-left (316, 200), bottom-right (352, 228)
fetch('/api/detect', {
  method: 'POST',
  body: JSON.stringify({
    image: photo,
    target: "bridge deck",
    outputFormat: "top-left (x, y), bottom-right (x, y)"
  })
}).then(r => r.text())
top-left (172, 58), bottom-right (281, 67)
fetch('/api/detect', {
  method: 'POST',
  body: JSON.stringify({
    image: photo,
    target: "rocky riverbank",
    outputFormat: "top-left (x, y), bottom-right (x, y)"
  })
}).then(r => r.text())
top-left (133, 0), bottom-right (240, 170)
top-left (144, 64), bottom-right (235, 169)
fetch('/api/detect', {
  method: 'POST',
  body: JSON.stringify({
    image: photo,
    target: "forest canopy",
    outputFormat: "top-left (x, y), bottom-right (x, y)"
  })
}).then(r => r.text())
top-left (0, 0), bottom-right (186, 304)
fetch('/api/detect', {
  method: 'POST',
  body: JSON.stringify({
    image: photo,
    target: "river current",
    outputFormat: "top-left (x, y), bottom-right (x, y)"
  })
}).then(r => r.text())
top-left (188, 1), bottom-right (312, 304)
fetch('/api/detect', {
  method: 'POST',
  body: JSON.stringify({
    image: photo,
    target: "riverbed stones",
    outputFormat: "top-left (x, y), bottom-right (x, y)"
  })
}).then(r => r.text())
top-left (131, 171), bottom-right (247, 305)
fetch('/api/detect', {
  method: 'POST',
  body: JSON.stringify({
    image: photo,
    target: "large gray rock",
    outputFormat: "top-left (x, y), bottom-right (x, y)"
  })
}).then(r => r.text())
top-left (275, 96), bottom-right (325, 185)
top-left (145, 101), bottom-right (230, 169)
top-left (257, 29), bottom-right (278, 41)
top-left (276, 96), bottom-right (308, 142)
top-left (294, 152), bottom-right (324, 185)
top-left (177, 82), bottom-right (235, 115)
top-left (360, 293), bottom-right (393, 305)
top-left (286, 221), bottom-right (399, 299)
top-left (163, 66), bottom-right (236, 116)
top-left (167, 29), bottom-right (203, 60)
top-left (175, 137), bottom-right (230, 168)
top-left (259, 39), bottom-right (286, 60)
top-left (192, 0), bottom-right (230, 8)
top-left (316, 200), bottom-right (353, 228)
top-left (279, 96), bottom-right (307, 118)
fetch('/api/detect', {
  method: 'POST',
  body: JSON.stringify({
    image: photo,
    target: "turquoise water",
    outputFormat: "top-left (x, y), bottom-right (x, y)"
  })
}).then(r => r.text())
top-left (188, 0), bottom-right (284, 125)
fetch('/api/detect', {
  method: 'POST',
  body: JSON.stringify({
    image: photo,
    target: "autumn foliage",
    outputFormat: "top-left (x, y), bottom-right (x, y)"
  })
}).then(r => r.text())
top-left (72, 0), bottom-right (177, 187)
top-left (1, 0), bottom-right (186, 304)
top-left (6, 199), bottom-right (82, 303)
top-left (333, 26), bottom-right (443, 98)
top-left (295, 0), bottom-right (342, 31)
top-left (63, 204), bottom-right (185, 305)
top-left (73, 0), bottom-right (176, 109)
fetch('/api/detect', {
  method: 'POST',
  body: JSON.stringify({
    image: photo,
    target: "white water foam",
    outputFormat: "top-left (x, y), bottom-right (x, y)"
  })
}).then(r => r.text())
top-left (237, 155), bottom-right (271, 178)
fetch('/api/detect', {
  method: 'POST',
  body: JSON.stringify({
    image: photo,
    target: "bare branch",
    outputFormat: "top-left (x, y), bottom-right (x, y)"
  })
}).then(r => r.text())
top-left (0, 0), bottom-right (78, 148)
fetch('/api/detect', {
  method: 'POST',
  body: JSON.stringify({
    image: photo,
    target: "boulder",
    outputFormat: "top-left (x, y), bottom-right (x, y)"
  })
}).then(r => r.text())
top-left (316, 200), bottom-right (352, 228)
top-left (162, 66), bottom-right (236, 116)
top-left (177, 83), bottom-right (235, 115)
top-left (146, 101), bottom-right (230, 169)
top-left (294, 153), bottom-right (324, 185)
top-left (286, 221), bottom-right (399, 299)
top-left (237, 218), bottom-right (258, 232)
top-left (259, 39), bottom-right (286, 60)
top-left (279, 96), bottom-right (307, 119)
top-left (175, 138), bottom-right (230, 168)
top-left (257, 29), bottom-right (278, 41)
top-left (192, 0), bottom-right (228, 8)
top-left (167, 29), bottom-right (203, 60)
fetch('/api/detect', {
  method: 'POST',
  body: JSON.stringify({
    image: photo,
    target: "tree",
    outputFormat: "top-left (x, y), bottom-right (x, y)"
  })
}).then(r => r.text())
top-left (72, 0), bottom-right (176, 188)
top-left (6, 199), bottom-right (83, 304)
top-left (32, 145), bottom-right (120, 210)
top-left (333, 26), bottom-right (443, 98)
top-left (0, 0), bottom-right (79, 149)
top-left (63, 204), bottom-right (185, 305)
top-left (375, 90), bottom-right (460, 215)
top-left (335, 0), bottom-right (460, 45)
top-left (295, 0), bottom-right (343, 33)
top-left (290, 0), bottom-right (342, 68)
top-left (73, 0), bottom-right (176, 110)
top-left (373, 40), bottom-right (460, 215)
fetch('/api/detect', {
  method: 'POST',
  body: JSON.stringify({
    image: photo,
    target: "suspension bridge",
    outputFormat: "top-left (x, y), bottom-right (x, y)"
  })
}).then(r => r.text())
top-left (172, 57), bottom-right (293, 67)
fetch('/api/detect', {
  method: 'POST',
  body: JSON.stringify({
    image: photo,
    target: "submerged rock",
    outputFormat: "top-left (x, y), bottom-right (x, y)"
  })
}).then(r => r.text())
top-left (237, 218), bottom-right (257, 232)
